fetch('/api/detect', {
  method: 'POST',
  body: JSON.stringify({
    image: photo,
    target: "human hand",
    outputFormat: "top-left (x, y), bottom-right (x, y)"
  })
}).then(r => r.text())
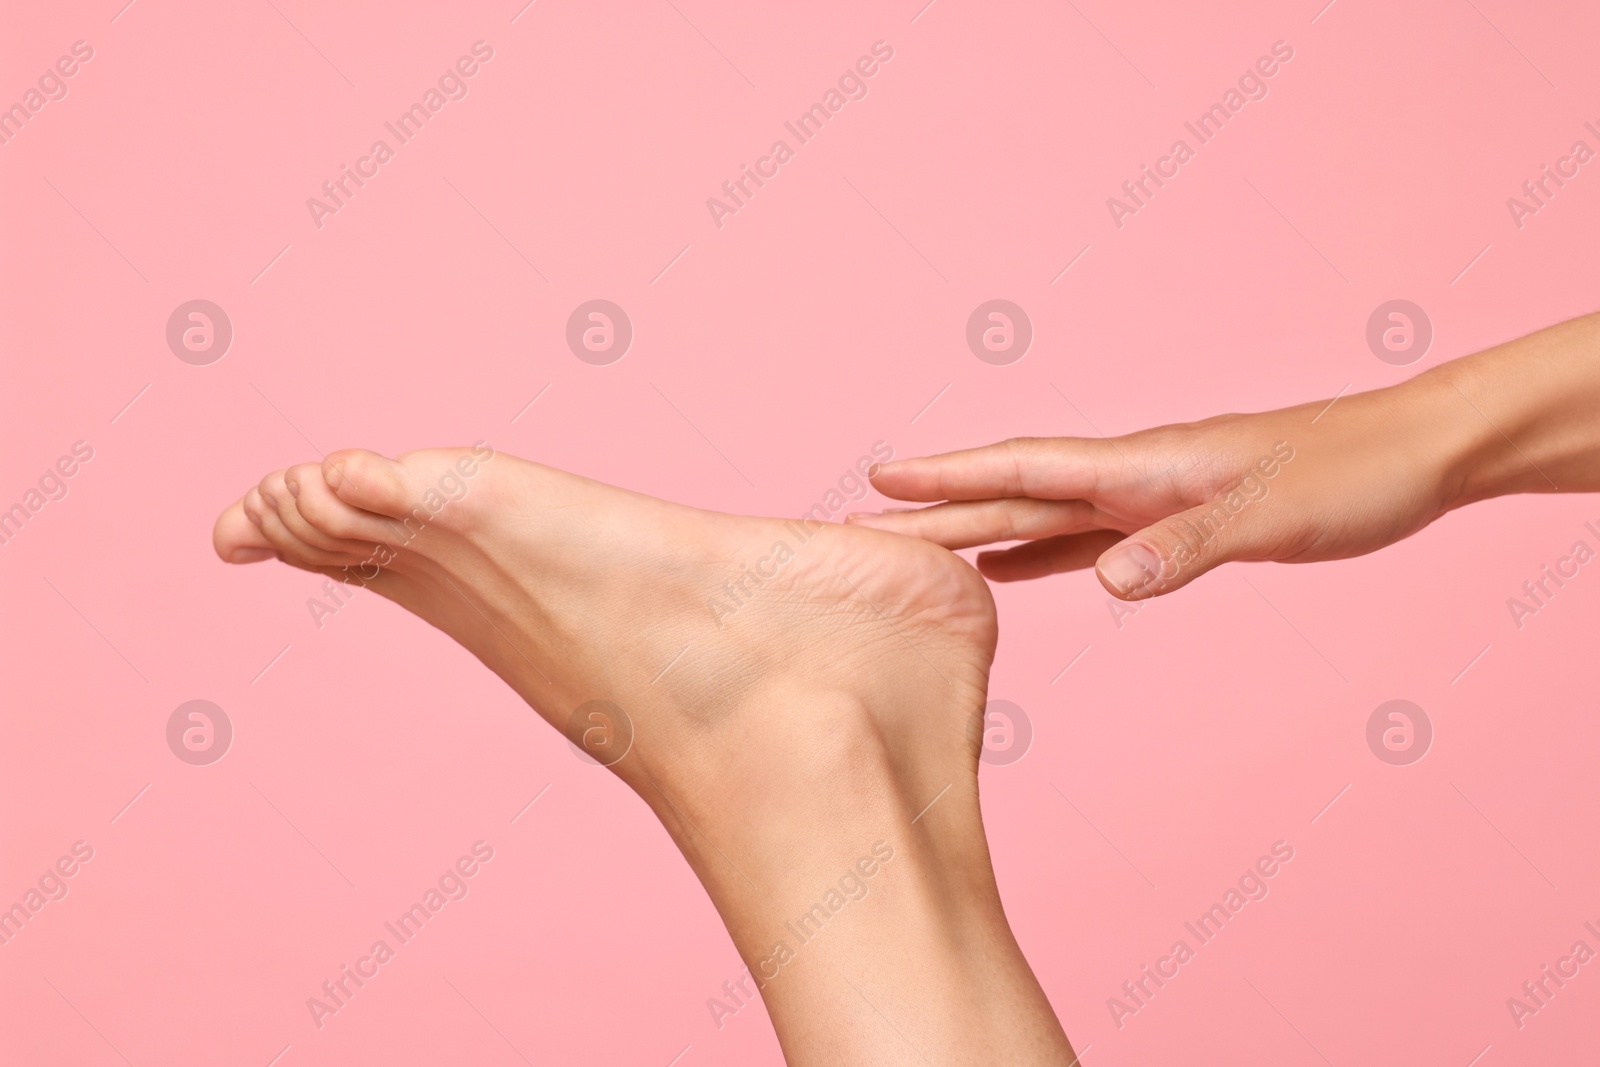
top-left (848, 376), bottom-right (1486, 600)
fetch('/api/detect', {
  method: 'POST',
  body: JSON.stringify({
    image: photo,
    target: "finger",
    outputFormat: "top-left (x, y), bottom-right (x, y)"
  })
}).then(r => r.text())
top-left (1096, 496), bottom-right (1275, 600)
top-left (976, 530), bottom-right (1126, 582)
top-left (869, 437), bottom-right (1113, 503)
top-left (846, 497), bottom-right (1119, 550)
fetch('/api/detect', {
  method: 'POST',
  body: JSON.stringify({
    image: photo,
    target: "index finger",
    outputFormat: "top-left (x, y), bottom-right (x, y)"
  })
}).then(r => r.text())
top-left (870, 437), bottom-right (1113, 503)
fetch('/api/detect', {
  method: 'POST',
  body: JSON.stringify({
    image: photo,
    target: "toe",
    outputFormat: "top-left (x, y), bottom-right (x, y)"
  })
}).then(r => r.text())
top-left (214, 498), bottom-right (275, 563)
top-left (289, 462), bottom-right (398, 545)
top-left (324, 449), bottom-right (414, 518)
top-left (263, 467), bottom-right (369, 556)
top-left (250, 474), bottom-right (358, 569)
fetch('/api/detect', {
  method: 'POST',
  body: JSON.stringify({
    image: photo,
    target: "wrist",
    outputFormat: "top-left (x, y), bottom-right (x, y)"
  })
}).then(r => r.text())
top-left (1413, 358), bottom-right (1530, 509)
top-left (1411, 313), bottom-right (1600, 508)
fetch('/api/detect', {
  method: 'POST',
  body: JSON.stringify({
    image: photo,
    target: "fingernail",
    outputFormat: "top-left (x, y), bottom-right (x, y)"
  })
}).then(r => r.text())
top-left (866, 463), bottom-right (881, 478)
top-left (846, 512), bottom-right (880, 522)
top-left (1100, 543), bottom-right (1163, 596)
top-left (325, 461), bottom-right (344, 488)
top-left (285, 477), bottom-right (300, 499)
top-left (227, 547), bottom-right (276, 564)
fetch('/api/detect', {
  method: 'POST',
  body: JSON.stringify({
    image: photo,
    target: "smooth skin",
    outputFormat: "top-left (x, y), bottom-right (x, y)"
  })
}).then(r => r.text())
top-left (213, 312), bottom-right (1598, 1063)
top-left (851, 313), bottom-right (1600, 599)
top-left (214, 447), bottom-right (1078, 1065)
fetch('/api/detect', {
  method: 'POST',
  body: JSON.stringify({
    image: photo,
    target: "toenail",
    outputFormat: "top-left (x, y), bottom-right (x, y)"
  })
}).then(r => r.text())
top-left (227, 547), bottom-right (276, 563)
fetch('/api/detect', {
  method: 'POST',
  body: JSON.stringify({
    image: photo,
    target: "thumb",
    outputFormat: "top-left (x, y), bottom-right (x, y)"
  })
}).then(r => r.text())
top-left (1095, 498), bottom-right (1272, 600)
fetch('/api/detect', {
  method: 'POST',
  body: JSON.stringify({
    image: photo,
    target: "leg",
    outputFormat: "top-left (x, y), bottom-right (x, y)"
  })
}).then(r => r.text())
top-left (215, 444), bottom-right (1076, 1065)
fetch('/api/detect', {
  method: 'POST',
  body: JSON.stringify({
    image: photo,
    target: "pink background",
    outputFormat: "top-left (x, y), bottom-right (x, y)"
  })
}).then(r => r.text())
top-left (4, 1), bottom-right (1599, 1063)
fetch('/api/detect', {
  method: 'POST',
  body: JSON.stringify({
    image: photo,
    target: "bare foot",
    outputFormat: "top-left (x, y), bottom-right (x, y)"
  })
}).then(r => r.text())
top-left (214, 444), bottom-right (1075, 1065)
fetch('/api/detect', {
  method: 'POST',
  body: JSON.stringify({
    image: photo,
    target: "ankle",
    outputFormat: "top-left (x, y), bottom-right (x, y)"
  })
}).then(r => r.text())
top-left (723, 822), bottom-right (1070, 1065)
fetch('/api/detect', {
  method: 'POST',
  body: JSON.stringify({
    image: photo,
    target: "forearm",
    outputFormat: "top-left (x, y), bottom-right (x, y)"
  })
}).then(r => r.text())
top-left (1408, 312), bottom-right (1600, 507)
top-left (859, 309), bottom-right (1600, 594)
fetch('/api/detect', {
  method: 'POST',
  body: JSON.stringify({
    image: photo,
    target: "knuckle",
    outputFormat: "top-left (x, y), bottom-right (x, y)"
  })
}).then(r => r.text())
top-left (1162, 517), bottom-right (1213, 558)
top-left (993, 504), bottom-right (1020, 542)
top-left (999, 437), bottom-right (1045, 495)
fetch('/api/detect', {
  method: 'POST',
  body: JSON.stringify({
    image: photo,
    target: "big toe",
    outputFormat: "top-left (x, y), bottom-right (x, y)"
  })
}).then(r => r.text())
top-left (213, 499), bottom-right (276, 563)
top-left (323, 449), bottom-right (413, 517)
